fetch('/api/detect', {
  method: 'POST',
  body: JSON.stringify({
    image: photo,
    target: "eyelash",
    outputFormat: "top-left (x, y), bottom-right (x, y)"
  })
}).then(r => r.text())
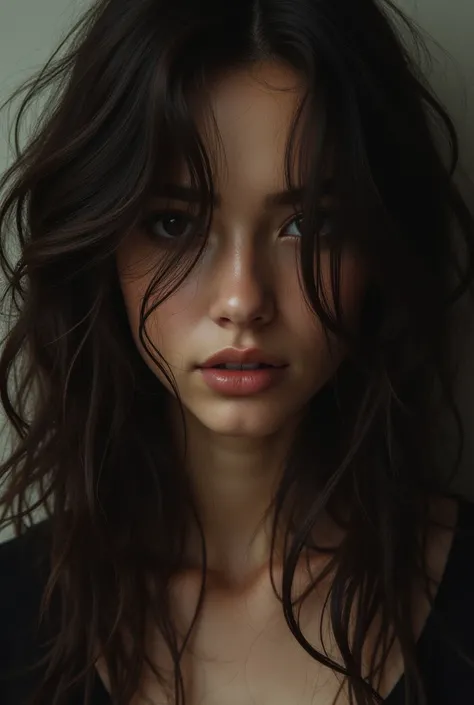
top-left (140, 209), bottom-right (334, 242)
top-left (280, 211), bottom-right (333, 240)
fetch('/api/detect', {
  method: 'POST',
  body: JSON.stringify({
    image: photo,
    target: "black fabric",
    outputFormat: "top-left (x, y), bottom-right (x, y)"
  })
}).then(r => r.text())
top-left (1, 497), bottom-right (474, 704)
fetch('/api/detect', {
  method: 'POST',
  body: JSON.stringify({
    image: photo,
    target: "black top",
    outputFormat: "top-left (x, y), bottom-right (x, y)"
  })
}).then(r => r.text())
top-left (1, 497), bottom-right (474, 705)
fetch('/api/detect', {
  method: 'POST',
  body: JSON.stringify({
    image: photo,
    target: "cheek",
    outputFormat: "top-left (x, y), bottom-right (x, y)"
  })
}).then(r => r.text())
top-left (281, 248), bottom-right (365, 327)
top-left (116, 239), bottom-right (154, 325)
top-left (340, 255), bottom-right (367, 323)
top-left (317, 250), bottom-right (367, 320)
top-left (118, 263), bottom-right (200, 366)
top-left (152, 285), bottom-right (200, 354)
top-left (280, 251), bottom-right (366, 384)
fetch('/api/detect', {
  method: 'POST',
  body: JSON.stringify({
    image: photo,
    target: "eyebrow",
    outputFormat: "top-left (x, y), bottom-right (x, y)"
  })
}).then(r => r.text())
top-left (155, 179), bottom-right (333, 207)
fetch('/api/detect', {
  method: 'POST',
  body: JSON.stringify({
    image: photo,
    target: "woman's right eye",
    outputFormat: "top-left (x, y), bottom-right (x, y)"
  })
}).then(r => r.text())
top-left (142, 211), bottom-right (195, 241)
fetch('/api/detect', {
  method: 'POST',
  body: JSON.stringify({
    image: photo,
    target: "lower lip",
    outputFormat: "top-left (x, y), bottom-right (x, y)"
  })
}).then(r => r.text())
top-left (199, 366), bottom-right (287, 396)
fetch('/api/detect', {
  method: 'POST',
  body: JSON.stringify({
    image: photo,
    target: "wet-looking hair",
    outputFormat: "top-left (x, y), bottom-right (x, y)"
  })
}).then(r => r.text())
top-left (1, 1), bottom-right (474, 704)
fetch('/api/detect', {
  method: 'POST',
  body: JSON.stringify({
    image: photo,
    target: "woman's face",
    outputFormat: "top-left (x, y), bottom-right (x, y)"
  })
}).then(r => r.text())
top-left (117, 60), bottom-right (365, 438)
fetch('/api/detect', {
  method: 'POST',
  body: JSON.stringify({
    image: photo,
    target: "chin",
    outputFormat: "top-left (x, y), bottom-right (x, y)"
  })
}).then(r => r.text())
top-left (191, 402), bottom-right (298, 438)
top-left (205, 422), bottom-right (282, 438)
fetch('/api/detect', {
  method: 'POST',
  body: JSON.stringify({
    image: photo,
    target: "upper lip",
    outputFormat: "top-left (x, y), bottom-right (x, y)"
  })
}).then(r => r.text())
top-left (199, 348), bottom-right (288, 368)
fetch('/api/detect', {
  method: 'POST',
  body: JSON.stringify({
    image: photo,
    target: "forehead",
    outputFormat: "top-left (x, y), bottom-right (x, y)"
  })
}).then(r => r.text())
top-left (174, 60), bottom-right (309, 196)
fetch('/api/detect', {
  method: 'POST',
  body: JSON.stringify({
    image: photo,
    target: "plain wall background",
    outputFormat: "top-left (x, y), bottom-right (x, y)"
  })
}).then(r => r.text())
top-left (0, 0), bottom-right (473, 541)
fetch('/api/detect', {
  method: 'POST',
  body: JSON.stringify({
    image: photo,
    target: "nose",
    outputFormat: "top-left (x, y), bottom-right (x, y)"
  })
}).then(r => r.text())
top-left (208, 238), bottom-right (276, 331)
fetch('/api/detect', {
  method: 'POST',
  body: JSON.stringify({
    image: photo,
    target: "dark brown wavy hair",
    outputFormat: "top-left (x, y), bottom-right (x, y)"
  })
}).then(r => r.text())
top-left (1, 1), bottom-right (474, 704)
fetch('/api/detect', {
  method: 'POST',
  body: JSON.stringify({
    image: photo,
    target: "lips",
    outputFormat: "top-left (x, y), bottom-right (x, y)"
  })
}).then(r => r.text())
top-left (212, 362), bottom-right (273, 370)
top-left (199, 347), bottom-right (287, 370)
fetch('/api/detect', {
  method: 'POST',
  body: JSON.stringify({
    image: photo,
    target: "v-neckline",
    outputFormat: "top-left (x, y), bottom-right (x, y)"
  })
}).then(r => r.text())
top-left (384, 496), bottom-right (465, 703)
top-left (92, 498), bottom-right (466, 705)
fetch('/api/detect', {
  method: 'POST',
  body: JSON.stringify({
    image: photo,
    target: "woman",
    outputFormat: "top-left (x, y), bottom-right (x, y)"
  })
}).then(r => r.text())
top-left (1, 0), bottom-right (474, 704)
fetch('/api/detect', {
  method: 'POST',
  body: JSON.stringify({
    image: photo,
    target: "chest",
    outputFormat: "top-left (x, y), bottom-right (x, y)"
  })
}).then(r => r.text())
top-left (95, 499), bottom-right (455, 705)
top-left (114, 583), bottom-right (404, 705)
top-left (128, 604), bottom-right (345, 705)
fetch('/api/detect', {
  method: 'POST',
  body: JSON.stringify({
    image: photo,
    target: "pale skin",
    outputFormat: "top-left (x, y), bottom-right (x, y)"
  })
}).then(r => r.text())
top-left (117, 59), bottom-right (364, 581)
top-left (99, 60), bottom-right (458, 705)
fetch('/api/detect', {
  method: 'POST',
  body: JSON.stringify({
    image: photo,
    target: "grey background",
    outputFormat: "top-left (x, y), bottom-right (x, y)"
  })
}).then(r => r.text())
top-left (0, 0), bottom-right (473, 540)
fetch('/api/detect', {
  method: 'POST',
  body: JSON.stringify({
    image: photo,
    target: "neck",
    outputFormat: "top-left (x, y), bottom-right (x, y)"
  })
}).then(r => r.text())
top-left (170, 402), bottom-right (300, 582)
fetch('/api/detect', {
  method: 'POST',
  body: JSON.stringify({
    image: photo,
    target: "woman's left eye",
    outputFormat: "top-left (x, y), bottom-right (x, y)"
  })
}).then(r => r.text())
top-left (280, 211), bottom-right (333, 239)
